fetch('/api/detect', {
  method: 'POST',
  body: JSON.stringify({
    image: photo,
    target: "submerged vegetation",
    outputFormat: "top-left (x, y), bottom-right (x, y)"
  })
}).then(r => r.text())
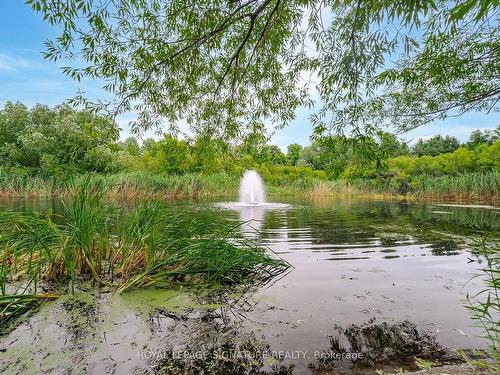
top-left (0, 179), bottom-right (289, 322)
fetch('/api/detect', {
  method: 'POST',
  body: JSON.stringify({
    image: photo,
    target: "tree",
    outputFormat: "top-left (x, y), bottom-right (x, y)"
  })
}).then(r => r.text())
top-left (141, 135), bottom-right (192, 174)
top-left (259, 145), bottom-right (286, 165)
top-left (28, 0), bottom-right (500, 139)
top-left (236, 131), bottom-right (268, 162)
top-left (190, 135), bottom-right (227, 173)
top-left (0, 102), bottom-right (120, 176)
top-left (121, 137), bottom-right (141, 157)
top-left (286, 144), bottom-right (302, 166)
top-left (466, 127), bottom-right (499, 149)
top-left (412, 135), bottom-right (461, 157)
top-left (0, 102), bottom-right (31, 168)
top-left (298, 137), bottom-right (354, 178)
top-left (377, 132), bottom-right (409, 158)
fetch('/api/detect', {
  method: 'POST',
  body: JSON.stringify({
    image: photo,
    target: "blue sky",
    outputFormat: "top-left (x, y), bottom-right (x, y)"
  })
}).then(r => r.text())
top-left (1, 2), bottom-right (498, 150)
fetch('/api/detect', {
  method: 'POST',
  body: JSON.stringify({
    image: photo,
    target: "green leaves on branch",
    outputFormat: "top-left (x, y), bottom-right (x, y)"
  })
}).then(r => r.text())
top-left (27, 0), bottom-right (500, 139)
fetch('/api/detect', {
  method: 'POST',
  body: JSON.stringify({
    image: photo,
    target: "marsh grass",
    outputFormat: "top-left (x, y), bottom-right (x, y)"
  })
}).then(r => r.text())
top-left (0, 178), bottom-right (290, 311)
top-left (459, 238), bottom-right (500, 373)
top-left (1, 170), bottom-right (498, 202)
top-left (412, 171), bottom-right (500, 201)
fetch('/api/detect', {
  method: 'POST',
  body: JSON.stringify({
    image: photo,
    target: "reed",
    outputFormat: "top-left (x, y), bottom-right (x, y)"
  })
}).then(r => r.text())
top-left (0, 170), bottom-right (498, 202)
top-left (412, 171), bottom-right (500, 200)
top-left (465, 242), bottom-right (500, 350)
top-left (0, 179), bottom-right (290, 303)
top-left (461, 239), bottom-right (500, 370)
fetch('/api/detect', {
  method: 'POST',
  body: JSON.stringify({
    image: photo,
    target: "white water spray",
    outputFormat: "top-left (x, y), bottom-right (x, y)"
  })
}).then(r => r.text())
top-left (239, 170), bottom-right (265, 204)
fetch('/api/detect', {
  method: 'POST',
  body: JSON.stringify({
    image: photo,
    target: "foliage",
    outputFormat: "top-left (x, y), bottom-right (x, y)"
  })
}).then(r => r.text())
top-left (140, 135), bottom-right (192, 174)
top-left (0, 102), bottom-right (120, 177)
top-left (412, 135), bottom-right (461, 157)
top-left (389, 141), bottom-right (500, 177)
top-left (286, 143), bottom-right (302, 166)
top-left (27, 0), bottom-right (499, 139)
top-left (300, 132), bottom-right (408, 179)
top-left (0, 180), bottom-right (290, 297)
top-left (0, 170), bottom-right (498, 204)
top-left (466, 128), bottom-right (500, 150)
top-left (1, 102), bottom-right (499, 201)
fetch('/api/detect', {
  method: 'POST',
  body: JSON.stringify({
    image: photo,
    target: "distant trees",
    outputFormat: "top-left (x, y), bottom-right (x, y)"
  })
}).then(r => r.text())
top-left (297, 132), bottom-right (408, 179)
top-left (140, 135), bottom-right (191, 174)
top-left (466, 127), bottom-right (499, 149)
top-left (0, 102), bottom-right (119, 177)
top-left (413, 135), bottom-right (461, 157)
top-left (1, 102), bottom-right (498, 187)
top-left (378, 132), bottom-right (410, 158)
top-left (259, 145), bottom-right (287, 165)
top-left (286, 144), bottom-right (302, 166)
top-left (390, 142), bottom-right (500, 177)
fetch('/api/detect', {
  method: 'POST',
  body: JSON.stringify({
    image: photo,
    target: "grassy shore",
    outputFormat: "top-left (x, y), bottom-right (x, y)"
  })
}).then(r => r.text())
top-left (0, 170), bottom-right (498, 204)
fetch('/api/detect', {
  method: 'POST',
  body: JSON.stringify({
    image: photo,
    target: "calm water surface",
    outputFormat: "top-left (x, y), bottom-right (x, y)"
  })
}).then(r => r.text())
top-left (0, 196), bottom-right (498, 374)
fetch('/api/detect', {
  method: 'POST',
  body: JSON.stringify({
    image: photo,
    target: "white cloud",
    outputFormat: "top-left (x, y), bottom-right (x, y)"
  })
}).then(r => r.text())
top-left (0, 53), bottom-right (35, 71)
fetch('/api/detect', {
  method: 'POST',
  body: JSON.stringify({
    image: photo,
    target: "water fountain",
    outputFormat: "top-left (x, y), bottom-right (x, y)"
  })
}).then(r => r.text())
top-left (215, 170), bottom-right (289, 239)
top-left (239, 170), bottom-right (265, 205)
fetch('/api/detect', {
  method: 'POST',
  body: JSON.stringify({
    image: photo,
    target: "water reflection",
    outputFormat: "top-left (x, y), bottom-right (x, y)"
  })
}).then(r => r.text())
top-left (0, 196), bottom-right (497, 373)
top-left (214, 202), bottom-right (290, 240)
top-left (246, 199), bottom-right (499, 262)
top-left (237, 204), bottom-right (265, 239)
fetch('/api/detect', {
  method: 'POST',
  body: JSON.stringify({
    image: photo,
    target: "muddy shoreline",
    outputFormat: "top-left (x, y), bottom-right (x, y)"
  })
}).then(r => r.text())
top-left (0, 288), bottom-right (491, 375)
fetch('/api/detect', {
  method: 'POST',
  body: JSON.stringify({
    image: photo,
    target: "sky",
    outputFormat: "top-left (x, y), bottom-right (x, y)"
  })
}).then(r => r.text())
top-left (1, 1), bottom-right (498, 150)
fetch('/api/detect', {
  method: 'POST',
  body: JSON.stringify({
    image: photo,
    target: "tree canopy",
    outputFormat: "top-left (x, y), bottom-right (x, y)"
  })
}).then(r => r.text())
top-left (27, 0), bottom-right (500, 139)
top-left (0, 102), bottom-right (119, 177)
top-left (413, 135), bottom-right (461, 157)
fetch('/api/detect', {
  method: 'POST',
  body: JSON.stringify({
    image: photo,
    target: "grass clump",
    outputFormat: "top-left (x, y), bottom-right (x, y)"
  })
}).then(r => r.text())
top-left (0, 178), bottom-right (290, 318)
top-left (114, 201), bottom-right (290, 293)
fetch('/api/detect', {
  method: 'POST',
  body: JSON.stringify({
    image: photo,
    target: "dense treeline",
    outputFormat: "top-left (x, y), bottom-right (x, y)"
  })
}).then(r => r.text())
top-left (0, 102), bottom-right (499, 196)
top-left (0, 102), bottom-right (119, 177)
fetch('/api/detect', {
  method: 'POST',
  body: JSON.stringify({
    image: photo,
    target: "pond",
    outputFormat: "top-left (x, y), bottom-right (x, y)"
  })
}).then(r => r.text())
top-left (0, 196), bottom-right (498, 374)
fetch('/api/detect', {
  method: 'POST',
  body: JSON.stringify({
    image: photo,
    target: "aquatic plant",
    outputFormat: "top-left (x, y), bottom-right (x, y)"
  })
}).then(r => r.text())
top-left (464, 240), bottom-right (500, 353)
top-left (114, 201), bottom-right (290, 293)
top-left (0, 293), bottom-right (58, 326)
top-left (0, 179), bottom-right (290, 303)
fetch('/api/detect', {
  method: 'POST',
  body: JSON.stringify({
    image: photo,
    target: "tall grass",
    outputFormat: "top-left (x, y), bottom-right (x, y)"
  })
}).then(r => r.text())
top-left (461, 239), bottom-right (500, 371)
top-left (115, 202), bottom-right (289, 293)
top-left (103, 171), bottom-right (239, 198)
top-left (0, 170), bottom-right (498, 202)
top-left (0, 178), bottom-right (290, 302)
top-left (0, 173), bottom-right (60, 197)
top-left (412, 171), bottom-right (500, 201)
